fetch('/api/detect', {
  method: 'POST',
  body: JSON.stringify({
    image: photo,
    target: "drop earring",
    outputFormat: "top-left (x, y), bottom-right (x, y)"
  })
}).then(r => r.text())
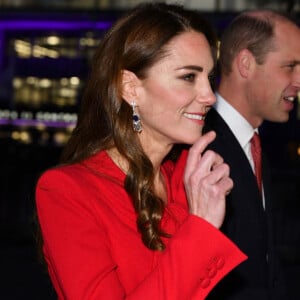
top-left (132, 101), bottom-right (142, 133)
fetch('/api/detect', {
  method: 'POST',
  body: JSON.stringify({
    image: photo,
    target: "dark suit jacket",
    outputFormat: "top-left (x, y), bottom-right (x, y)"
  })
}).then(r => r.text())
top-left (203, 108), bottom-right (289, 300)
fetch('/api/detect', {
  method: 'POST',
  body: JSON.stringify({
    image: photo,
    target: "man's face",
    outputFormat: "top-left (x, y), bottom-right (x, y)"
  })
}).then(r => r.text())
top-left (247, 21), bottom-right (300, 126)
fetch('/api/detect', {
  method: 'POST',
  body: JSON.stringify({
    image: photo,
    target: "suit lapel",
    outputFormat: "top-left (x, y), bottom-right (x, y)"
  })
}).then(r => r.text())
top-left (204, 108), bottom-right (265, 210)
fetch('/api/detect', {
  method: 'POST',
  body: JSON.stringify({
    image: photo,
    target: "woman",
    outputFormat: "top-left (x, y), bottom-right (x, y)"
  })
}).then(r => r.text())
top-left (36, 3), bottom-right (246, 299)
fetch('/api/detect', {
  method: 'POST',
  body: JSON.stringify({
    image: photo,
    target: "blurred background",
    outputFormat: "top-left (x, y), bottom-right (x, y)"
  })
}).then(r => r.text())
top-left (0, 0), bottom-right (299, 299)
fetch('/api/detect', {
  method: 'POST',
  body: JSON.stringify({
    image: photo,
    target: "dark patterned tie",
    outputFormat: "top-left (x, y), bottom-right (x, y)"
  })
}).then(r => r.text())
top-left (250, 132), bottom-right (262, 193)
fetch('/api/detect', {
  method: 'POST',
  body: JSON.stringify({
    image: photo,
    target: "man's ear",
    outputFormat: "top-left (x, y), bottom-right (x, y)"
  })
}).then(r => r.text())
top-left (121, 70), bottom-right (140, 105)
top-left (236, 49), bottom-right (255, 78)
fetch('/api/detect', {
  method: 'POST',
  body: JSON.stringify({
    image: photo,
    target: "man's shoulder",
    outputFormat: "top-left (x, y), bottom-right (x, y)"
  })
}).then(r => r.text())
top-left (204, 108), bottom-right (228, 134)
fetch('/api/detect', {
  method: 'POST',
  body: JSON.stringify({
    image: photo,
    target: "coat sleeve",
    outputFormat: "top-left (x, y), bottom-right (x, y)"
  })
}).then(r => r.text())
top-left (36, 168), bottom-right (247, 300)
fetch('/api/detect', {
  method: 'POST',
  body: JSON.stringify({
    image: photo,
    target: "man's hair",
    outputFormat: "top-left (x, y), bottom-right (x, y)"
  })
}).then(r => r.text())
top-left (219, 10), bottom-right (293, 75)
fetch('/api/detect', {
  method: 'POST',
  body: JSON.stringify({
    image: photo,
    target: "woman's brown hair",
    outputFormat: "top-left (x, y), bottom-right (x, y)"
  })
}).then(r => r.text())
top-left (60, 2), bottom-right (218, 251)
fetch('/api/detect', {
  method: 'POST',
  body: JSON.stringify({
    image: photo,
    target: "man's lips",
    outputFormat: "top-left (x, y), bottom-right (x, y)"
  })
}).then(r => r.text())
top-left (283, 96), bottom-right (296, 102)
top-left (283, 96), bottom-right (295, 111)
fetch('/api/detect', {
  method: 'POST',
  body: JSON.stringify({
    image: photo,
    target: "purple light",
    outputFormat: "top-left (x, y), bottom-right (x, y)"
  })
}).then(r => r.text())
top-left (0, 18), bottom-right (114, 76)
top-left (0, 119), bottom-right (9, 125)
top-left (0, 20), bottom-right (113, 30)
top-left (0, 31), bottom-right (3, 71)
top-left (0, 118), bottom-right (76, 128)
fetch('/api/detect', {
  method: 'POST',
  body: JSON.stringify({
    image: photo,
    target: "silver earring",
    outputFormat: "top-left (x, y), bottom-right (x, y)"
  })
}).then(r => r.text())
top-left (132, 101), bottom-right (142, 133)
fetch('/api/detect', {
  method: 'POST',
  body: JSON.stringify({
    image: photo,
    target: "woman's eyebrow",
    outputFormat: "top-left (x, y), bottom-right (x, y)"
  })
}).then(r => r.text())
top-left (175, 65), bottom-right (203, 72)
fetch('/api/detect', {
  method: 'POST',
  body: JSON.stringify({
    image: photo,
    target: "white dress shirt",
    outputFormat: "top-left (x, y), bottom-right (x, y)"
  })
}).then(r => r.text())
top-left (214, 93), bottom-right (265, 208)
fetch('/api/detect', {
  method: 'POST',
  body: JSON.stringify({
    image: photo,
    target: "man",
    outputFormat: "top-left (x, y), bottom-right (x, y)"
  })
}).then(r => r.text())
top-left (204, 10), bottom-right (300, 300)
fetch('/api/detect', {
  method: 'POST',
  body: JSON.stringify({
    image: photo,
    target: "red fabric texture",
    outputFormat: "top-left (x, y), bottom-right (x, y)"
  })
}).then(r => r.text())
top-left (36, 150), bottom-right (247, 300)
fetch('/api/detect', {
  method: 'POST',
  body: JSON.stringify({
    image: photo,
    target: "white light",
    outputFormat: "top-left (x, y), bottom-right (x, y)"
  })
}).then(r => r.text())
top-left (46, 36), bottom-right (60, 45)
top-left (13, 78), bottom-right (23, 88)
top-left (20, 111), bottom-right (33, 120)
top-left (70, 77), bottom-right (80, 86)
top-left (39, 78), bottom-right (52, 88)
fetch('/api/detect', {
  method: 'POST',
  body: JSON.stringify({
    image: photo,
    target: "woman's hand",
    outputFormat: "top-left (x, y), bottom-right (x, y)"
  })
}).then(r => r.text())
top-left (184, 131), bottom-right (233, 228)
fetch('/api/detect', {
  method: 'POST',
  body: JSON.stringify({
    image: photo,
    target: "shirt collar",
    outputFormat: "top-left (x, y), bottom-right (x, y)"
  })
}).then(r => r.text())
top-left (214, 92), bottom-right (256, 148)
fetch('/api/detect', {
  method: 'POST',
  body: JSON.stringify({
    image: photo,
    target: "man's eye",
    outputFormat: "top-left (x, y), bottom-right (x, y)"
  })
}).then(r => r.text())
top-left (182, 73), bottom-right (195, 82)
top-left (286, 63), bottom-right (296, 69)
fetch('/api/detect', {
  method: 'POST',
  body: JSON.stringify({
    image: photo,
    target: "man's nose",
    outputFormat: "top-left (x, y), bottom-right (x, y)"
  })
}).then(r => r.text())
top-left (292, 66), bottom-right (300, 91)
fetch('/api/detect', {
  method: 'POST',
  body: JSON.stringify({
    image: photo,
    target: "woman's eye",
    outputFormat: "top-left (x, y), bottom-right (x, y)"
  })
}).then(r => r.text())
top-left (182, 73), bottom-right (195, 82)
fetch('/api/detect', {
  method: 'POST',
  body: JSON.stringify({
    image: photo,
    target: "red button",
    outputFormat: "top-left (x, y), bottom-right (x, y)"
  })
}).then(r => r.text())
top-left (206, 266), bottom-right (217, 278)
top-left (200, 278), bottom-right (211, 288)
top-left (215, 257), bottom-right (225, 269)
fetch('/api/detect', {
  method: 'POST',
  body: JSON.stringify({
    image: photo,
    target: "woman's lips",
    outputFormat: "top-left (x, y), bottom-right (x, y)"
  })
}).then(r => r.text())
top-left (183, 112), bottom-right (206, 124)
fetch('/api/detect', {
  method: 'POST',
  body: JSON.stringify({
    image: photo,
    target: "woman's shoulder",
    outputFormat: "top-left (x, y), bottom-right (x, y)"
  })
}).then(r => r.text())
top-left (36, 161), bottom-right (88, 195)
top-left (37, 150), bottom-right (120, 189)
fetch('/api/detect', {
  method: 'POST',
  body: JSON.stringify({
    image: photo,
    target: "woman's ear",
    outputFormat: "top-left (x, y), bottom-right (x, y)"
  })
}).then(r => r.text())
top-left (121, 70), bottom-right (140, 105)
top-left (236, 49), bottom-right (255, 78)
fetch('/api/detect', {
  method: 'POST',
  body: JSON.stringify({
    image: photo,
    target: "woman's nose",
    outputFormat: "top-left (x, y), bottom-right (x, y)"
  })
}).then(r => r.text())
top-left (196, 82), bottom-right (216, 105)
